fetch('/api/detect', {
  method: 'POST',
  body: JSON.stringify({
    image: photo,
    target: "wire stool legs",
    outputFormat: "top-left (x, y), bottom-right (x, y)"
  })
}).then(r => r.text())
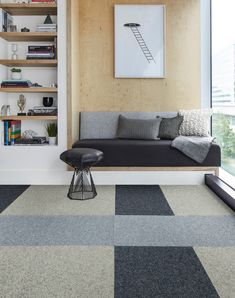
top-left (68, 167), bottom-right (97, 200)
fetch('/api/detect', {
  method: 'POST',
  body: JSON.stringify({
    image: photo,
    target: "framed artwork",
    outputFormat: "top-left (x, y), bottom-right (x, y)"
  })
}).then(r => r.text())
top-left (115, 4), bottom-right (166, 78)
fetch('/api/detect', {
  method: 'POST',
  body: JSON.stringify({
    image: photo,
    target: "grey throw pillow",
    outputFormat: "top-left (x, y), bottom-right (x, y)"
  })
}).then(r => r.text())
top-left (117, 115), bottom-right (162, 140)
top-left (158, 115), bottom-right (183, 140)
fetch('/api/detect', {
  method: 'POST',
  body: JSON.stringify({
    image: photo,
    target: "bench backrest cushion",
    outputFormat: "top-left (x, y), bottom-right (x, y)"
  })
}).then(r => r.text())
top-left (80, 112), bottom-right (177, 140)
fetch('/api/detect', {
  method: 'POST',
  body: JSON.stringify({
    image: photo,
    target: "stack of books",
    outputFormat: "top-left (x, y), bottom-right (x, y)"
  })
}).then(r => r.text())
top-left (4, 120), bottom-right (21, 146)
top-left (1, 80), bottom-right (32, 88)
top-left (28, 106), bottom-right (57, 116)
top-left (26, 45), bottom-right (55, 60)
top-left (31, 0), bottom-right (56, 3)
top-left (36, 23), bottom-right (57, 32)
top-left (14, 137), bottom-right (48, 146)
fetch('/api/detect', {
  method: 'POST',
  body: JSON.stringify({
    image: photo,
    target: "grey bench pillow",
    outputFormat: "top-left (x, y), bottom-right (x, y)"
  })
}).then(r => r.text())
top-left (117, 115), bottom-right (162, 140)
top-left (158, 115), bottom-right (183, 140)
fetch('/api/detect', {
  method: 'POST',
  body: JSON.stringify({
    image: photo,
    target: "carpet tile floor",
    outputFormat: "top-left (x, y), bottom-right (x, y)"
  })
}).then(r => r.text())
top-left (0, 184), bottom-right (234, 298)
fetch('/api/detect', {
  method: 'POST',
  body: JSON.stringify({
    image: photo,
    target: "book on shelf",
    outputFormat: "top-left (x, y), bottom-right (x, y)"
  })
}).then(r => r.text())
top-left (27, 45), bottom-right (55, 60)
top-left (28, 106), bottom-right (57, 116)
top-left (3, 120), bottom-right (21, 146)
top-left (14, 137), bottom-right (48, 146)
top-left (1, 80), bottom-right (32, 88)
top-left (31, 0), bottom-right (56, 2)
top-left (36, 24), bottom-right (57, 32)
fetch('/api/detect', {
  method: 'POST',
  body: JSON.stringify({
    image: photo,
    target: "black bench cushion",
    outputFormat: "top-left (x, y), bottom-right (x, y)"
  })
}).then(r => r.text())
top-left (73, 139), bottom-right (221, 167)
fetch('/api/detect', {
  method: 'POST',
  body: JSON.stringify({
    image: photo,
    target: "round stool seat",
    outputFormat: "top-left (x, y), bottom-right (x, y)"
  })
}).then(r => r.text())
top-left (60, 148), bottom-right (104, 169)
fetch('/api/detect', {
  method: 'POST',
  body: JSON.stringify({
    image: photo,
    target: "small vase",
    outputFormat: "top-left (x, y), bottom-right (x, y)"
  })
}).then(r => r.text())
top-left (43, 97), bottom-right (53, 107)
top-left (11, 72), bottom-right (21, 80)
top-left (48, 137), bottom-right (57, 145)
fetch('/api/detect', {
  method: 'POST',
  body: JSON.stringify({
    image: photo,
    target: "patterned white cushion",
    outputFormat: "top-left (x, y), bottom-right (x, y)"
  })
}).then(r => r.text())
top-left (179, 109), bottom-right (213, 137)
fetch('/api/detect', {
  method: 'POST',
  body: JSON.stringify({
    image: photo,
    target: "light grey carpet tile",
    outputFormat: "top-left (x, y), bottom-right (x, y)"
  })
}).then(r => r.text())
top-left (115, 216), bottom-right (235, 247)
top-left (195, 247), bottom-right (235, 298)
top-left (0, 246), bottom-right (114, 298)
top-left (2, 185), bottom-right (115, 215)
top-left (161, 185), bottom-right (234, 215)
top-left (0, 216), bottom-right (113, 246)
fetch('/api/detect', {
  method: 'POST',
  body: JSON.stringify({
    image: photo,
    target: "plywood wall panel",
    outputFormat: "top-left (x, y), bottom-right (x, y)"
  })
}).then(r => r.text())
top-left (74, 0), bottom-right (201, 113)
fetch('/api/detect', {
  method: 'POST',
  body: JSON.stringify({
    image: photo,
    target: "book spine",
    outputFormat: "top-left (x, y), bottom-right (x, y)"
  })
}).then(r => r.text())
top-left (4, 121), bottom-right (8, 145)
top-left (11, 121), bottom-right (21, 145)
top-left (8, 121), bottom-right (11, 145)
top-left (28, 46), bottom-right (54, 51)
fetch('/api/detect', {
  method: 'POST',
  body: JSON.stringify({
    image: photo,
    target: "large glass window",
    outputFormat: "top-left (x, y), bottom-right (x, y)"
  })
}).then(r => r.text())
top-left (212, 0), bottom-right (235, 176)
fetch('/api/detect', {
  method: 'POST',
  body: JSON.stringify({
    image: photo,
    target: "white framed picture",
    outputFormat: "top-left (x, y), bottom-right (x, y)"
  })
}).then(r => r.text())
top-left (115, 4), bottom-right (166, 78)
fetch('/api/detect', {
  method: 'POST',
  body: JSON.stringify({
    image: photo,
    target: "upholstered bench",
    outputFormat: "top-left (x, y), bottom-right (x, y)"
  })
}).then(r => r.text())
top-left (73, 112), bottom-right (221, 173)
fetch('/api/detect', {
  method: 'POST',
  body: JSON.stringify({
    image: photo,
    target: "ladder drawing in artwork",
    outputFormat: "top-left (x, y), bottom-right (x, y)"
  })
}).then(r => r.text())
top-left (124, 23), bottom-right (156, 64)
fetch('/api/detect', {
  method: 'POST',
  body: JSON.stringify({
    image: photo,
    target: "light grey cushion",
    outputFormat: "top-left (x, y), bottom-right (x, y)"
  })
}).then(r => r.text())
top-left (179, 109), bottom-right (213, 137)
top-left (80, 112), bottom-right (177, 139)
top-left (116, 115), bottom-right (162, 140)
top-left (158, 115), bottom-right (183, 140)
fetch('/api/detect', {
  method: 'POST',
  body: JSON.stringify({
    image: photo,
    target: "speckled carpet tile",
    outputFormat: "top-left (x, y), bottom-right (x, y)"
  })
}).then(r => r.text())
top-left (0, 185), bottom-right (234, 298)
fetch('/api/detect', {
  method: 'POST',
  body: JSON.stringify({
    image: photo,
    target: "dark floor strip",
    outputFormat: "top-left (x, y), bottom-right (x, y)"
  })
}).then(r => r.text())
top-left (115, 246), bottom-right (219, 298)
top-left (0, 185), bottom-right (29, 213)
top-left (115, 185), bottom-right (174, 215)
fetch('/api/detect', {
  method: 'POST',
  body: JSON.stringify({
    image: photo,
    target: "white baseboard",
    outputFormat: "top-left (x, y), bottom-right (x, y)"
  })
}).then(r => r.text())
top-left (0, 170), bottom-right (215, 185)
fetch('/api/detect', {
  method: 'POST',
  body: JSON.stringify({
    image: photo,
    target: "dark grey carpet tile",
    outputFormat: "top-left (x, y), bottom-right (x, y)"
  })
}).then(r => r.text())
top-left (115, 185), bottom-right (174, 215)
top-left (115, 246), bottom-right (219, 298)
top-left (0, 185), bottom-right (29, 213)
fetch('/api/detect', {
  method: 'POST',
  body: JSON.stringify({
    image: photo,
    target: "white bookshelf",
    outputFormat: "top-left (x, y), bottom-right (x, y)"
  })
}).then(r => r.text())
top-left (0, 2), bottom-right (58, 147)
top-left (0, 0), bottom-right (68, 183)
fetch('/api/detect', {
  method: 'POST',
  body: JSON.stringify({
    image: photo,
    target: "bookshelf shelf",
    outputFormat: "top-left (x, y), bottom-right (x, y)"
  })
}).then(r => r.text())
top-left (0, 115), bottom-right (57, 121)
top-left (0, 3), bottom-right (57, 16)
top-left (0, 59), bottom-right (57, 67)
top-left (0, 32), bottom-right (57, 42)
top-left (0, 87), bottom-right (57, 93)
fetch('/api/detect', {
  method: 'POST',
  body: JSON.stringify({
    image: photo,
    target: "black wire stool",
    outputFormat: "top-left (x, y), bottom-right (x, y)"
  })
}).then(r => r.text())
top-left (68, 167), bottom-right (97, 200)
top-left (60, 148), bottom-right (104, 201)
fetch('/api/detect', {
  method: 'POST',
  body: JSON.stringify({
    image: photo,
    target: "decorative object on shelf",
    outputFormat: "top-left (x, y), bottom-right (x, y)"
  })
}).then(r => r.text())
top-left (31, 83), bottom-right (42, 87)
top-left (11, 44), bottom-right (18, 60)
top-left (22, 130), bottom-right (37, 139)
top-left (9, 25), bottom-right (17, 32)
top-left (44, 14), bottom-right (53, 24)
top-left (21, 27), bottom-right (30, 32)
top-left (46, 122), bottom-right (57, 145)
top-left (1, 104), bottom-right (11, 116)
top-left (49, 83), bottom-right (57, 88)
top-left (17, 94), bottom-right (26, 116)
top-left (43, 97), bottom-right (53, 107)
top-left (11, 67), bottom-right (22, 80)
top-left (0, 9), bottom-right (13, 32)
